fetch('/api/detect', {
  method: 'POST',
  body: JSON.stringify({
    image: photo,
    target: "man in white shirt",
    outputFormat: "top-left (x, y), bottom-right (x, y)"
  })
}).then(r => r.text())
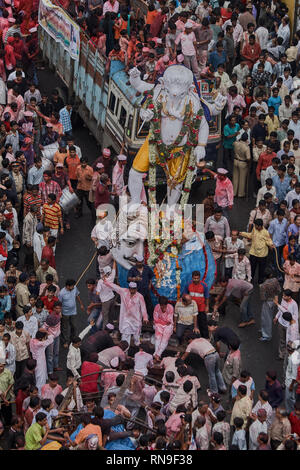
top-left (232, 61), bottom-right (249, 83)
top-left (288, 113), bottom-right (300, 140)
top-left (18, 306), bottom-right (38, 339)
top-left (284, 340), bottom-right (300, 414)
top-left (96, 266), bottom-right (116, 329)
top-left (256, 178), bottom-right (277, 206)
top-left (134, 345), bottom-right (153, 376)
top-left (255, 21), bottom-right (269, 50)
top-left (182, 335), bottom-right (226, 393)
top-left (0, 255), bottom-right (6, 287)
top-left (252, 390), bottom-right (273, 429)
top-left (103, 0), bottom-right (119, 15)
top-left (91, 212), bottom-right (114, 249)
top-left (97, 343), bottom-right (127, 367)
top-left (66, 323), bottom-right (93, 378)
top-left (274, 290), bottom-right (299, 360)
top-left (249, 409), bottom-right (268, 450)
top-left (223, 230), bottom-right (245, 278)
top-left (285, 183), bottom-right (300, 209)
top-left (2, 333), bottom-right (16, 375)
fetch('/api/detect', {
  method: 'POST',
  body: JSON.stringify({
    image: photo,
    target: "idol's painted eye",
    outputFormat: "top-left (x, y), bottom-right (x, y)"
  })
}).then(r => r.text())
top-left (126, 240), bottom-right (136, 247)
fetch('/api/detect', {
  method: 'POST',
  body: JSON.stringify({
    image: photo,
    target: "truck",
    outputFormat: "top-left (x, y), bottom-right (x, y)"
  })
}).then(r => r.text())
top-left (38, 5), bottom-right (221, 183)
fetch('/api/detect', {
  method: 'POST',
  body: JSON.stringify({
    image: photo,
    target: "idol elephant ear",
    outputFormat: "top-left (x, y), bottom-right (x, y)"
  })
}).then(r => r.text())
top-left (158, 77), bottom-right (164, 87)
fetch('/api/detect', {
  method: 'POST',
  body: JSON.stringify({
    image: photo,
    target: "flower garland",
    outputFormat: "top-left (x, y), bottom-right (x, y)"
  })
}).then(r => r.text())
top-left (144, 89), bottom-right (202, 208)
top-left (142, 89), bottom-right (203, 299)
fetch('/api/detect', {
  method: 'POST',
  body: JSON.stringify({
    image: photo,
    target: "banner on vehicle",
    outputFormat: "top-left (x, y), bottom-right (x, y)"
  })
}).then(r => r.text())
top-left (38, 0), bottom-right (80, 61)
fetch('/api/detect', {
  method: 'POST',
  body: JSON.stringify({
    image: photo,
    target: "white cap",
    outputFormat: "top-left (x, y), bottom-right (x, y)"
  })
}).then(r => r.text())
top-left (0, 255), bottom-right (7, 262)
top-left (29, 27), bottom-right (37, 33)
top-left (129, 282), bottom-right (137, 288)
top-left (106, 323), bottom-right (114, 330)
top-left (185, 21), bottom-right (193, 28)
top-left (217, 168), bottom-right (228, 175)
top-left (110, 357), bottom-right (119, 368)
top-left (117, 154), bottom-right (127, 161)
top-left (103, 266), bottom-right (112, 274)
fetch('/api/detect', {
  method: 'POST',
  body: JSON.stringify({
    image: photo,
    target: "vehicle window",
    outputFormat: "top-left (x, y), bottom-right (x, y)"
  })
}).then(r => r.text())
top-left (136, 111), bottom-right (150, 138)
top-left (119, 106), bottom-right (127, 127)
top-left (108, 92), bottom-right (116, 113)
top-left (127, 115), bottom-right (133, 138)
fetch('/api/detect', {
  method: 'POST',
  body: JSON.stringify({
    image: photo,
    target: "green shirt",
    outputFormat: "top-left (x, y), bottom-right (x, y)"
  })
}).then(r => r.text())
top-left (0, 368), bottom-right (14, 401)
top-left (223, 123), bottom-right (240, 149)
top-left (25, 422), bottom-right (45, 450)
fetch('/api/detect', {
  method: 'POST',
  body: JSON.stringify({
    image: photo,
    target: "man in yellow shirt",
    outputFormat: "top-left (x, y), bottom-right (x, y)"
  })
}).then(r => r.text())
top-left (230, 385), bottom-right (253, 428)
top-left (265, 106), bottom-right (279, 135)
top-left (239, 218), bottom-right (275, 284)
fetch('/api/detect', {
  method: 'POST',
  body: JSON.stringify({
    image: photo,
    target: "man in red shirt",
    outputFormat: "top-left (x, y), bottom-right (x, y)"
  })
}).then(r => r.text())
top-left (94, 173), bottom-right (111, 210)
top-left (41, 236), bottom-right (56, 269)
top-left (289, 401), bottom-right (300, 436)
top-left (256, 144), bottom-right (277, 186)
top-left (80, 353), bottom-right (102, 394)
top-left (185, 270), bottom-right (209, 338)
top-left (41, 285), bottom-right (58, 313)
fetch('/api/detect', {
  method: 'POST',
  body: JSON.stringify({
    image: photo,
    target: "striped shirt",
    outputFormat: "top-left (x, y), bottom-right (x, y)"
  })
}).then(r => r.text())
top-left (39, 180), bottom-right (62, 204)
top-left (23, 193), bottom-right (43, 217)
top-left (42, 203), bottom-right (62, 229)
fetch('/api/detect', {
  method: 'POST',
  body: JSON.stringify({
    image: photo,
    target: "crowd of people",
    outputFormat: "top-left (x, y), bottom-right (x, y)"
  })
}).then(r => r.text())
top-left (0, 0), bottom-right (300, 454)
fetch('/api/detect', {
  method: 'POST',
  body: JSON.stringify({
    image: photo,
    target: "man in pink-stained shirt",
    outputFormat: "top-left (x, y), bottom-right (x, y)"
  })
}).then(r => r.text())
top-left (103, 0), bottom-right (119, 15)
top-left (175, 22), bottom-right (199, 78)
top-left (41, 374), bottom-right (63, 407)
top-left (202, 168), bottom-right (234, 219)
top-left (226, 86), bottom-right (246, 116)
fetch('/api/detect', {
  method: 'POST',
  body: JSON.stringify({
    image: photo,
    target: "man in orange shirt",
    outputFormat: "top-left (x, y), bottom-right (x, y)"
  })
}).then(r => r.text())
top-left (64, 146), bottom-right (80, 190)
top-left (75, 158), bottom-right (94, 219)
top-left (256, 144), bottom-right (277, 187)
top-left (65, 413), bottom-right (102, 449)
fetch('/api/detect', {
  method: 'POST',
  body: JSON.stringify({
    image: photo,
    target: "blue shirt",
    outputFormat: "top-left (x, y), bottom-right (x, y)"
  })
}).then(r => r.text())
top-left (127, 265), bottom-right (154, 296)
top-left (27, 165), bottom-right (45, 185)
top-left (0, 295), bottom-right (11, 319)
top-left (268, 218), bottom-right (289, 247)
top-left (59, 107), bottom-right (72, 133)
top-left (208, 50), bottom-right (226, 71)
top-left (276, 150), bottom-right (294, 161)
top-left (58, 286), bottom-right (79, 316)
top-left (272, 174), bottom-right (291, 202)
top-left (223, 123), bottom-right (240, 149)
top-left (232, 429), bottom-right (247, 450)
top-left (267, 96), bottom-right (282, 116)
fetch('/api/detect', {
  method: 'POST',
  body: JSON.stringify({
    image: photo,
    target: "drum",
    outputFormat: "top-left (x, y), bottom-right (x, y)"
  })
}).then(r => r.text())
top-left (0, 78), bottom-right (6, 105)
top-left (42, 157), bottom-right (54, 172)
top-left (59, 187), bottom-right (80, 213)
top-left (0, 340), bottom-right (5, 363)
top-left (41, 142), bottom-right (59, 161)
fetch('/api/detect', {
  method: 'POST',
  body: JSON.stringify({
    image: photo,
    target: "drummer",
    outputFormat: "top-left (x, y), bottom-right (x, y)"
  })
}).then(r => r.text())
top-left (39, 123), bottom-right (59, 150)
top-left (52, 162), bottom-right (74, 231)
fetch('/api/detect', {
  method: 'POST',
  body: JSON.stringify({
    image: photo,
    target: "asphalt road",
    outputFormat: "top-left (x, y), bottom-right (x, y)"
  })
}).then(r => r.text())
top-left (37, 70), bottom-right (283, 398)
